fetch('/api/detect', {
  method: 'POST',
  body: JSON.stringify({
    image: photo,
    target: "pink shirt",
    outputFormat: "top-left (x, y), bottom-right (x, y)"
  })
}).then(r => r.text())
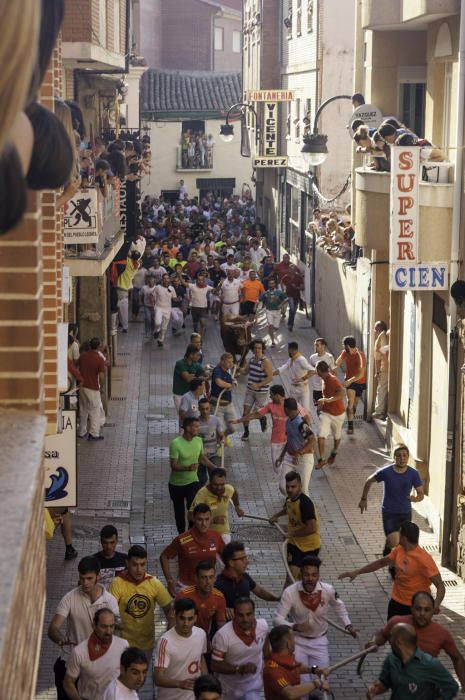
top-left (258, 401), bottom-right (306, 444)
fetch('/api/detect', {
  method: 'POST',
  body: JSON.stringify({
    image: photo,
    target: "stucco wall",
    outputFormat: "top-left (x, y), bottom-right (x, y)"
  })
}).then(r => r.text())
top-left (144, 120), bottom-right (253, 198)
top-left (214, 14), bottom-right (242, 73)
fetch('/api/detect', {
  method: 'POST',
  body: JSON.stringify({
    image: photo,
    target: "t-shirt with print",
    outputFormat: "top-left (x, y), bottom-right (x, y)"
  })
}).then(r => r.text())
top-left (374, 465), bottom-right (422, 513)
top-left (286, 493), bottom-right (320, 552)
top-left (198, 415), bottom-right (221, 455)
top-left (109, 572), bottom-right (172, 650)
top-left (388, 545), bottom-right (440, 606)
top-left (161, 528), bottom-right (224, 586)
top-left (178, 391), bottom-right (201, 419)
top-left (92, 550), bottom-right (127, 590)
top-left (191, 484), bottom-right (235, 535)
top-left (169, 435), bottom-right (203, 486)
top-left (258, 401), bottom-right (306, 444)
top-left (155, 626), bottom-right (207, 700)
top-left (259, 289), bottom-right (287, 310)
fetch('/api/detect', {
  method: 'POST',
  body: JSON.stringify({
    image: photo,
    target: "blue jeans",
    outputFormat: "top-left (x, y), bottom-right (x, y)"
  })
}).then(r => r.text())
top-left (144, 306), bottom-right (155, 336)
top-left (287, 297), bottom-right (299, 328)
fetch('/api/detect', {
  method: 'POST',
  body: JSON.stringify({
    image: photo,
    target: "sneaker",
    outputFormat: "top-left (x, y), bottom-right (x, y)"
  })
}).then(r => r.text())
top-left (122, 329), bottom-right (128, 334)
top-left (88, 434), bottom-right (104, 441)
top-left (157, 340), bottom-right (163, 347)
top-left (64, 546), bottom-right (78, 561)
top-left (153, 330), bottom-right (160, 339)
top-left (77, 433), bottom-right (88, 439)
top-left (241, 432), bottom-right (249, 442)
top-left (260, 416), bottom-right (267, 432)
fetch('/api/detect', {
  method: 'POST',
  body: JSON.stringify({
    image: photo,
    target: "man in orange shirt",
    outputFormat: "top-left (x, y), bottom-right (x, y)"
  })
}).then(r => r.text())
top-left (176, 560), bottom-right (226, 639)
top-left (240, 270), bottom-right (264, 316)
top-left (315, 360), bottom-right (346, 469)
top-left (160, 503), bottom-right (224, 597)
top-left (338, 521), bottom-right (445, 619)
top-left (335, 335), bottom-right (366, 435)
top-left (263, 626), bottom-right (330, 699)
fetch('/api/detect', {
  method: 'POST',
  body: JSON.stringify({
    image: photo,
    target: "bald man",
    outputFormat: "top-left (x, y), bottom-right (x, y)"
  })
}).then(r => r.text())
top-left (367, 623), bottom-right (459, 699)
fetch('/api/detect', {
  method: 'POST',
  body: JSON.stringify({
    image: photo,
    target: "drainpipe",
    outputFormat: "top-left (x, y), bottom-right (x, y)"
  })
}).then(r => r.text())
top-left (443, 9), bottom-right (465, 566)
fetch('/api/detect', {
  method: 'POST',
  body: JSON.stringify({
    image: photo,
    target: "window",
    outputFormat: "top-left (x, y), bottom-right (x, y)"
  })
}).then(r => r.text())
top-left (286, 0), bottom-right (293, 38)
top-left (113, 0), bottom-right (121, 54)
top-left (296, 0), bottom-right (302, 36)
top-left (294, 98), bottom-right (301, 140)
top-left (443, 63), bottom-right (452, 158)
top-left (232, 30), bottom-right (241, 53)
top-left (99, 0), bottom-right (107, 48)
top-left (215, 26), bottom-right (224, 51)
top-left (307, 0), bottom-right (314, 32)
top-left (400, 82), bottom-right (425, 136)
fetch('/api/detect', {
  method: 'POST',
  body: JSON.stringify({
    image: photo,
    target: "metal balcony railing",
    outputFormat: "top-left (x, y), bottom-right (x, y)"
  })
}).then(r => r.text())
top-left (176, 145), bottom-right (214, 171)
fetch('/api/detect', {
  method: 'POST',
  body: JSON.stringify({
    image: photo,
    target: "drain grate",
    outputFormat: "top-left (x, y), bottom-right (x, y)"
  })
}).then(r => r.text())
top-left (106, 500), bottom-right (130, 509)
top-left (444, 579), bottom-right (459, 587)
top-left (422, 544), bottom-right (439, 553)
top-left (110, 396), bottom-right (126, 401)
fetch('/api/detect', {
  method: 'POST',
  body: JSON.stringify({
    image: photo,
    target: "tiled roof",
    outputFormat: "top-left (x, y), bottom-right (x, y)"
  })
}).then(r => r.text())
top-left (140, 70), bottom-right (242, 115)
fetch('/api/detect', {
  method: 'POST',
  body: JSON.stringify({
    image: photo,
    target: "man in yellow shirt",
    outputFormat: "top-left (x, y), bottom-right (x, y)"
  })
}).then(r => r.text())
top-left (189, 468), bottom-right (244, 544)
top-left (240, 270), bottom-right (265, 316)
top-left (270, 470), bottom-right (320, 583)
top-left (109, 545), bottom-right (172, 659)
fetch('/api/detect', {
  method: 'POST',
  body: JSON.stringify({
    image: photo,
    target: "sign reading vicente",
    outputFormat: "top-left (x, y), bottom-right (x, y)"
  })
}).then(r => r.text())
top-left (247, 90), bottom-right (295, 102)
top-left (264, 102), bottom-right (278, 156)
top-left (44, 410), bottom-right (77, 508)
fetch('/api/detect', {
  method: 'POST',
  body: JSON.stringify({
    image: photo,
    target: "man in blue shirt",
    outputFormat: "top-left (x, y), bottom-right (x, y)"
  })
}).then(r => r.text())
top-left (367, 622), bottom-right (458, 700)
top-left (209, 352), bottom-right (237, 443)
top-left (358, 444), bottom-right (424, 557)
top-left (275, 398), bottom-right (315, 496)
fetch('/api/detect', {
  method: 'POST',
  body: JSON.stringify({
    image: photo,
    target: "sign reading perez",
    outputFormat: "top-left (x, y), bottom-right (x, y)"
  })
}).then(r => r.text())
top-left (253, 156), bottom-right (288, 168)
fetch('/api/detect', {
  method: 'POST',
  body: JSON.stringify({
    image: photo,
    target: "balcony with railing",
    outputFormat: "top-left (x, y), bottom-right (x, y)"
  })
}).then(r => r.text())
top-left (64, 182), bottom-right (123, 276)
top-left (176, 142), bottom-right (214, 171)
top-left (354, 155), bottom-right (454, 257)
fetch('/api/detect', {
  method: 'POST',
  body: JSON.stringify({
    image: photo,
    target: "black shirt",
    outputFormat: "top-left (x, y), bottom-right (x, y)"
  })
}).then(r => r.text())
top-left (208, 267), bottom-right (226, 287)
top-left (92, 550), bottom-right (127, 589)
top-left (215, 571), bottom-right (257, 608)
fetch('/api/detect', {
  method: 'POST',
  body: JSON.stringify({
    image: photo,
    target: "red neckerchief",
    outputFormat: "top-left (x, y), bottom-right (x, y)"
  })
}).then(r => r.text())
top-left (269, 651), bottom-right (301, 671)
top-left (233, 619), bottom-right (257, 646)
top-left (196, 282), bottom-right (207, 288)
top-left (87, 632), bottom-right (112, 661)
top-left (298, 589), bottom-right (322, 611)
top-left (117, 570), bottom-right (151, 585)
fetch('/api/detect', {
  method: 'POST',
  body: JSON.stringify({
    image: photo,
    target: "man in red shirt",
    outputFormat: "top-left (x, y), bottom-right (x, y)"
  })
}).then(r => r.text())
top-left (160, 503), bottom-right (224, 597)
top-left (280, 264), bottom-right (304, 332)
top-left (78, 337), bottom-right (106, 440)
top-left (369, 591), bottom-right (465, 689)
top-left (335, 335), bottom-right (366, 435)
top-left (263, 626), bottom-right (330, 699)
top-left (176, 560), bottom-right (227, 639)
top-left (315, 360), bottom-right (346, 468)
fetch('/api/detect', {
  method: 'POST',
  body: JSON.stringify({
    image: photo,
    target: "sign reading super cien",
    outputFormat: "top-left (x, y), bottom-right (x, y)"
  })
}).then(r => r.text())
top-left (389, 146), bottom-right (448, 290)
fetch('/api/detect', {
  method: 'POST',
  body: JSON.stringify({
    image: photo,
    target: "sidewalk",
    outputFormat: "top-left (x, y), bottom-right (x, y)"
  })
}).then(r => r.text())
top-left (36, 307), bottom-right (465, 699)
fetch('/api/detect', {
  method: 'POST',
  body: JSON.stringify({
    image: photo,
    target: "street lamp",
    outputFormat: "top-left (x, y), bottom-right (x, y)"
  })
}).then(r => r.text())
top-left (301, 94), bottom-right (352, 167)
top-left (219, 102), bottom-right (261, 156)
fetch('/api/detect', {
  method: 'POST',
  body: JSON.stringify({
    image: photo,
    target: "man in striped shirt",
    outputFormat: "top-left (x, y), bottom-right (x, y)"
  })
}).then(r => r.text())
top-left (239, 339), bottom-right (273, 442)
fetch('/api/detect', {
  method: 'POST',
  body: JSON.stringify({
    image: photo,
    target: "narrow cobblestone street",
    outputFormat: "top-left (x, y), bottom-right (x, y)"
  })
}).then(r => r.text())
top-left (36, 308), bottom-right (465, 699)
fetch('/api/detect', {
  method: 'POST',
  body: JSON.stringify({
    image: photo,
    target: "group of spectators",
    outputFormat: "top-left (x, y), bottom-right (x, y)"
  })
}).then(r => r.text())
top-left (307, 206), bottom-right (357, 262)
top-left (180, 130), bottom-right (215, 169)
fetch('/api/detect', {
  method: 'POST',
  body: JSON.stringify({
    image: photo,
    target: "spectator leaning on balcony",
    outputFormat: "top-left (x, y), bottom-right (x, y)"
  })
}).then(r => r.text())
top-left (116, 236), bottom-right (147, 333)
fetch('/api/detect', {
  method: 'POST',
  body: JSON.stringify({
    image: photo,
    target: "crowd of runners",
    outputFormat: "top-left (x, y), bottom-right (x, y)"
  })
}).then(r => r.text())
top-left (54, 190), bottom-right (465, 700)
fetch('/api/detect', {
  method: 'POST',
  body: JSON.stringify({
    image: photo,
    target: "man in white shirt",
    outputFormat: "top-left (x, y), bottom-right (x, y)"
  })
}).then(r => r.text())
top-left (211, 598), bottom-right (269, 700)
top-left (153, 273), bottom-right (177, 347)
top-left (102, 646), bottom-right (148, 700)
top-left (249, 239), bottom-right (267, 266)
top-left (274, 556), bottom-right (357, 681)
top-left (64, 608), bottom-right (128, 700)
top-left (178, 378), bottom-right (205, 428)
top-left (186, 273), bottom-right (210, 339)
top-left (220, 270), bottom-right (242, 317)
top-left (308, 337), bottom-right (336, 406)
top-left (48, 556), bottom-right (120, 700)
top-left (220, 254), bottom-right (239, 274)
top-left (140, 275), bottom-right (157, 341)
top-left (274, 341), bottom-right (312, 411)
top-left (154, 598), bottom-right (208, 700)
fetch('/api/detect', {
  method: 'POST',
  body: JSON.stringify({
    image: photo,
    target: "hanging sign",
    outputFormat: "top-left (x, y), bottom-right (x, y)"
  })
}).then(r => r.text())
top-left (247, 90), bottom-right (295, 102)
top-left (264, 102), bottom-right (278, 156)
top-left (44, 410), bottom-right (77, 507)
top-left (64, 189), bottom-right (99, 244)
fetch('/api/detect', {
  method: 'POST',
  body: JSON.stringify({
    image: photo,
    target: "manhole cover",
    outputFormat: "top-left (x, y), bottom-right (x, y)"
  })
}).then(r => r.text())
top-left (231, 524), bottom-right (283, 543)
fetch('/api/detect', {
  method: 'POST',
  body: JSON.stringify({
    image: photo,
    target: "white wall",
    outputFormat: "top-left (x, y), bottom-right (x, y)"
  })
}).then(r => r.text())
top-left (142, 120), bottom-right (253, 198)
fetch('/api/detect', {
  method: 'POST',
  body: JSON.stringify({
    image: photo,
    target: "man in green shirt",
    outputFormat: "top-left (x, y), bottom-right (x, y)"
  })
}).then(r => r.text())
top-left (169, 417), bottom-right (216, 534)
top-left (367, 623), bottom-right (459, 700)
top-left (172, 345), bottom-right (208, 411)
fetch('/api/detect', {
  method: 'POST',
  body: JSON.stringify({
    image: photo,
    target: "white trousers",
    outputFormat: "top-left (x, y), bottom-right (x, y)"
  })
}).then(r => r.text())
top-left (271, 442), bottom-right (286, 474)
top-left (170, 307), bottom-right (184, 330)
top-left (154, 308), bottom-right (171, 341)
top-left (79, 387), bottom-right (104, 437)
top-left (117, 289), bottom-right (129, 331)
top-left (279, 452), bottom-right (314, 496)
top-left (294, 634), bottom-right (329, 684)
top-left (223, 302), bottom-right (240, 316)
top-left (375, 371), bottom-right (388, 415)
top-left (289, 384), bottom-right (311, 412)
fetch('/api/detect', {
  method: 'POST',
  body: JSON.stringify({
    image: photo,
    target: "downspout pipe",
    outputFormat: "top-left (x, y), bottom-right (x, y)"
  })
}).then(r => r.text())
top-left (443, 8), bottom-right (465, 566)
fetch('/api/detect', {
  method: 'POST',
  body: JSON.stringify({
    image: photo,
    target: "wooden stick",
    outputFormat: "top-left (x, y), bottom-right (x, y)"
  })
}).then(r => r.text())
top-left (326, 645), bottom-right (378, 674)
